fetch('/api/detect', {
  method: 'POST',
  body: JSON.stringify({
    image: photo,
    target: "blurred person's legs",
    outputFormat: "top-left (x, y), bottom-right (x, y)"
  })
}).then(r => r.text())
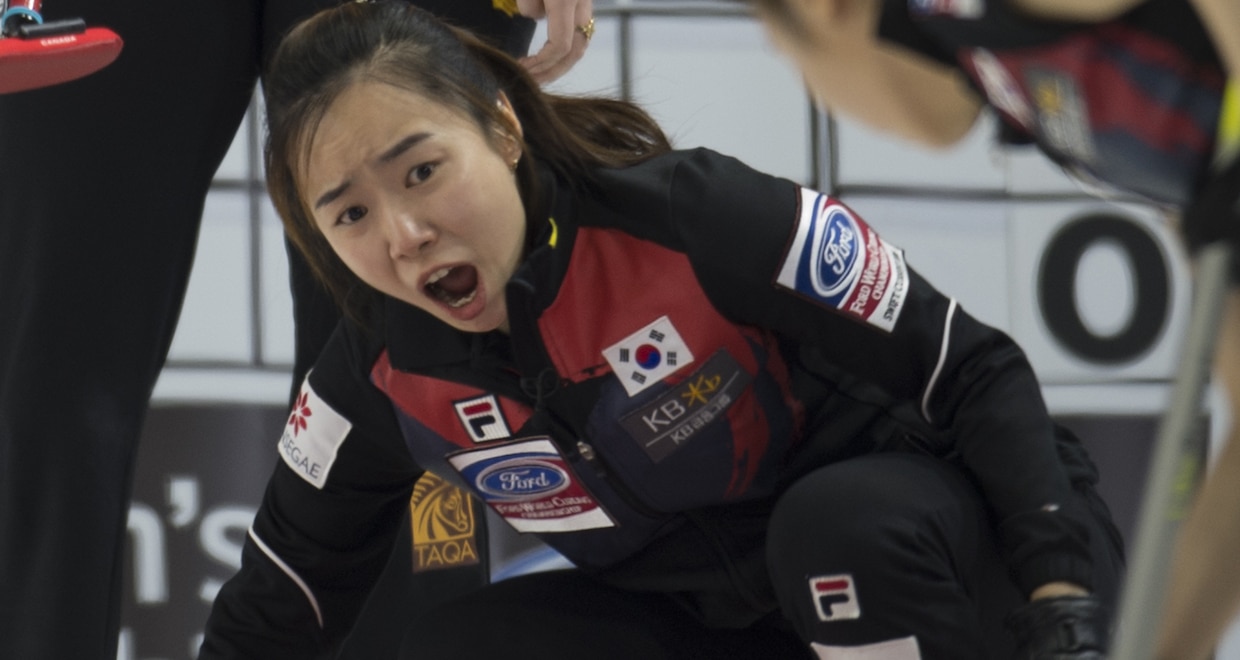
top-left (0, 2), bottom-right (532, 657)
top-left (0, 2), bottom-right (265, 657)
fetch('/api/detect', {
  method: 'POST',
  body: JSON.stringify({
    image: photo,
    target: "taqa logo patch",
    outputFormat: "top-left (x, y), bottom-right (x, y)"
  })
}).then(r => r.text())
top-left (477, 460), bottom-right (569, 499)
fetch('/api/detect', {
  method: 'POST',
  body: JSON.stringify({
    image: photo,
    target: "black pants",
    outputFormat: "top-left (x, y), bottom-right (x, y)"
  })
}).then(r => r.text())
top-left (0, 3), bottom-right (531, 658)
top-left (399, 454), bottom-right (1124, 659)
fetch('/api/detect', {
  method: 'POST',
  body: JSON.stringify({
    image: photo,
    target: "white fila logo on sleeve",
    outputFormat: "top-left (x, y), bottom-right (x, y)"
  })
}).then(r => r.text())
top-left (279, 378), bottom-right (352, 489)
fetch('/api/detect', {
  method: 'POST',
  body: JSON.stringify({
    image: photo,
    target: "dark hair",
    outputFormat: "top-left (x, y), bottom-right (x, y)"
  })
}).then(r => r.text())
top-left (263, 0), bottom-right (672, 323)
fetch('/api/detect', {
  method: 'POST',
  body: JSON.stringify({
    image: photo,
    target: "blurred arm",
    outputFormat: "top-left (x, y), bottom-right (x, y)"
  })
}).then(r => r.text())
top-left (1155, 291), bottom-right (1240, 660)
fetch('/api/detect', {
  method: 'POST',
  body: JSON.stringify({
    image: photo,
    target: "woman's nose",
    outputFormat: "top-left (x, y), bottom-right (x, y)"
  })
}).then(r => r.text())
top-left (384, 209), bottom-right (435, 259)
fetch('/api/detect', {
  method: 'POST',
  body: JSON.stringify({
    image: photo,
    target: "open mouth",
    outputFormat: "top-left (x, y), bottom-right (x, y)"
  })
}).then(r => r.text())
top-left (425, 265), bottom-right (479, 309)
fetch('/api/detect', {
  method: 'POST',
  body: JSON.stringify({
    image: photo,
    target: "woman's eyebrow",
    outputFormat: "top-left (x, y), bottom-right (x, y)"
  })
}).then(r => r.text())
top-left (313, 132), bottom-right (432, 210)
top-left (379, 131), bottom-right (431, 164)
top-left (315, 181), bottom-right (351, 210)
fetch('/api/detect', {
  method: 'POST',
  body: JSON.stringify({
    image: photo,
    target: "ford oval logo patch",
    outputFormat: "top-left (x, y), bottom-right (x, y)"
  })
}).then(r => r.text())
top-left (447, 437), bottom-right (616, 533)
top-left (810, 207), bottom-right (861, 299)
top-left (775, 189), bottom-right (910, 333)
top-left (476, 459), bottom-right (569, 499)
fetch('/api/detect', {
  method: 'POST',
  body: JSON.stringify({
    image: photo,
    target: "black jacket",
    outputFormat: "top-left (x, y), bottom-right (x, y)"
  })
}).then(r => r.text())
top-left (200, 148), bottom-right (1104, 657)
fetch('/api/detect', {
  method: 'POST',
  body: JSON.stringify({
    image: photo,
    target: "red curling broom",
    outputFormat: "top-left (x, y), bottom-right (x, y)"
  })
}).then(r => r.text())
top-left (0, 0), bottom-right (122, 94)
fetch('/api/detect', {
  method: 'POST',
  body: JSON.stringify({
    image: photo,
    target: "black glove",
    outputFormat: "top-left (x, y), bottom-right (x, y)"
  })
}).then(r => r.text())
top-left (1005, 595), bottom-right (1110, 659)
top-left (1180, 151), bottom-right (1240, 261)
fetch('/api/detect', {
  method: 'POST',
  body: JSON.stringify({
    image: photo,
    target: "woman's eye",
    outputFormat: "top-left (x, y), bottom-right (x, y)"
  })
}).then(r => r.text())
top-left (407, 162), bottom-right (437, 186)
top-left (336, 205), bottom-right (367, 226)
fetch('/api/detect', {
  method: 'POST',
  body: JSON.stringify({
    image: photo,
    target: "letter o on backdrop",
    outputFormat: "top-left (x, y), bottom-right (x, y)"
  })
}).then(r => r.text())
top-left (1037, 213), bottom-right (1170, 365)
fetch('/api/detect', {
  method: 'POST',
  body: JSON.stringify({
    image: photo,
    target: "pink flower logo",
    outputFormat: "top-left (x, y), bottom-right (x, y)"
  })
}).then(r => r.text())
top-left (288, 391), bottom-right (312, 436)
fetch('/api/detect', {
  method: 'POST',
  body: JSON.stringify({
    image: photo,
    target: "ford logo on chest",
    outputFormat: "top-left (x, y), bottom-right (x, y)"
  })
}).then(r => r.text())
top-left (476, 459), bottom-right (570, 499)
top-left (811, 206), bottom-right (862, 299)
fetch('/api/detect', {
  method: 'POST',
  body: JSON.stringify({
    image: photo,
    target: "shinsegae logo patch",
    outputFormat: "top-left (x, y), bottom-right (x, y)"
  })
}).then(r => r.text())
top-left (453, 394), bottom-right (511, 443)
top-left (810, 574), bottom-right (862, 622)
top-left (619, 350), bottom-right (751, 463)
top-left (447, 437), bottom-right (614, 533)
top-left (602, 315), bottom-right (695, 396)
top-left (278, 378), bottom-right (352, 490)
top-left (409, 472), bottom-right (480, 572)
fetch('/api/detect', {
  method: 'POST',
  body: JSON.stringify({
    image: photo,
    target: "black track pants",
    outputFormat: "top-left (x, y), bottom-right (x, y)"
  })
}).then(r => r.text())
top-left (766, 453), bottom-right (1124, 659)
top-left (0, 3), bottom-right (531, 658)
top-left (401, 569), bottom-right (813, 660)
top-left (395, 453), bottom-right (1123, 660)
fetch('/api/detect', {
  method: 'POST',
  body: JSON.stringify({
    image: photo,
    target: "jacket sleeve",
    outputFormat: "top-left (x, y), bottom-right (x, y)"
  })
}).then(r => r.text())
top-left (665, 148), bottom-right (1095, 596)
top-left (198, 322), bottom-right (422, 659)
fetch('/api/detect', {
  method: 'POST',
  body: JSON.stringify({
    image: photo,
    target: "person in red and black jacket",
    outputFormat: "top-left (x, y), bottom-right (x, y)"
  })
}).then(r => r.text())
top-left (200, 3), bottom-right (1123, 658)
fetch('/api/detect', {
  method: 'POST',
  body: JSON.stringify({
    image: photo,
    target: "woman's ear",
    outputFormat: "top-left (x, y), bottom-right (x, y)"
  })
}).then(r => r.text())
top-left (494, 91), bottom-right (524, 165)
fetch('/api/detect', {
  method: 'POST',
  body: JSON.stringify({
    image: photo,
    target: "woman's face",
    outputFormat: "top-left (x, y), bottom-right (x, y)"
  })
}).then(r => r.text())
top-left (304, 81), bottom-right (526, 333)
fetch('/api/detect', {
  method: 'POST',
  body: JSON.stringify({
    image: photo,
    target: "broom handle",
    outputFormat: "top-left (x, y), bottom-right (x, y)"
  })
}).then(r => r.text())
top-left (1110, 242), bottom-right (1232, 660)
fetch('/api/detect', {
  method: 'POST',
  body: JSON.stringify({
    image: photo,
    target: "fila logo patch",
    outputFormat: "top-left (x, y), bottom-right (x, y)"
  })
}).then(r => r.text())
top-left (811, 574), bottom-right (861, 622)
top-left (602, 315), bottom-right (695, 396)
top-left (279, 378), bottom-right (352, 489)
top-left (454, 394), bottom-right (511, 443)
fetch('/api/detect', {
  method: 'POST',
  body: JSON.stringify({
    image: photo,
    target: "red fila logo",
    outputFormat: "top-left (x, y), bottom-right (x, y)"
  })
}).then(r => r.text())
top-left (454, 394), bottom-right (511, 443)
top-left (810, 574), bottom-right (861, 622)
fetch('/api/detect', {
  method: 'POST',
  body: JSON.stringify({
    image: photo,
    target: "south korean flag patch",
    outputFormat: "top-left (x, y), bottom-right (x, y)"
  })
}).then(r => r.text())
top-left (602, 315), bottom-right (694, 397)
